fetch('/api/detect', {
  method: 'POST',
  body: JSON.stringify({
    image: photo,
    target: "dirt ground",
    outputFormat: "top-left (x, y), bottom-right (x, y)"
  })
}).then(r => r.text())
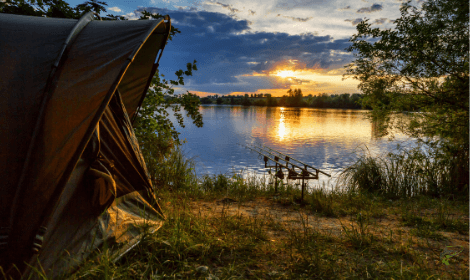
top-left (188, 196), bottom-right (469, 264)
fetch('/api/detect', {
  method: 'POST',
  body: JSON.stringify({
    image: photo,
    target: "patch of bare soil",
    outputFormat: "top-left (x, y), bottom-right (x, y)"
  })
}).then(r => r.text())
top-left (188, 197), bottom-right (469, 263)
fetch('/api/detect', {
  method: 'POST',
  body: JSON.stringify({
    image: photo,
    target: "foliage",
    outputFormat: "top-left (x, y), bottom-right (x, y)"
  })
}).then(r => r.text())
top-left (340, 144), bottom-right (469, 198)
top-left (204, 92), bottom-right (364, 109)
top-left (0, 0), bottom-right (188, 38)
top-left (309, 93), bottom-right (363, 109)
top-left (252, 99), bottom-right (266, 106)
top-left (138, 10), bottom-right (181, 40)
top-left (0, 0), bottom-right (120, 19)
top-left (128, 10), bottom-right (204, 157)
top-left (266, 95), bottom-right (278, 107)
top-left (58, 162), bottom-right (469, 279)
top-left (145, 145), bottom-right (198, 190)
top-left (277, 95), bottom-right (288, 106)
top-left (133, 64), bottom-right (203, 168)
top-left (286, 88), bottom-right (304, 107)
top-left (241, 95), bottom-right (251, 106)
top-left (344, 0), bottom-right (469, 148)
top-left (200, 97), bottom-right (212, 104)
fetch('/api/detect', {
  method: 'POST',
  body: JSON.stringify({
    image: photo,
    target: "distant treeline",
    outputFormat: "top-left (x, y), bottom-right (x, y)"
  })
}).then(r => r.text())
top-left (197, 89), bottom-right (367, 109)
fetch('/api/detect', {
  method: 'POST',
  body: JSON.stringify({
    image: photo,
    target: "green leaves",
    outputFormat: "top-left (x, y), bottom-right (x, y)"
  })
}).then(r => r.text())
top-left (344, 0), bottom-right (469, 147)
top-left (139, 10), bottom-right (182, 41)
top-left (132, 64), bottom-right (203, 185)
top-left (0, 0), bottom-right (110, 19)
top-left (344, 0), bottom-right (469, 194)
top-left (133, 60), bottom-right (203, 158)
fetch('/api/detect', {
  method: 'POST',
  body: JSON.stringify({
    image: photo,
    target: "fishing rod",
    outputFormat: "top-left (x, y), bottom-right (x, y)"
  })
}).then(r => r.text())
top-left (237, 143), bottom-right (294, 172)
top-left (242, 144), bottom-right (316, 177)
top-left (237, 143), bottom-right (318, 178)
top-left (238, 142), bottom-right (326, 201)
top-left (251, 142), bottom-right (331, 177)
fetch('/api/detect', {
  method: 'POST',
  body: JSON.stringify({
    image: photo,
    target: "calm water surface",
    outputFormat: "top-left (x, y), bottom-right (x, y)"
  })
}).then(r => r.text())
top-left (168, 105), bottom-right (415, 189)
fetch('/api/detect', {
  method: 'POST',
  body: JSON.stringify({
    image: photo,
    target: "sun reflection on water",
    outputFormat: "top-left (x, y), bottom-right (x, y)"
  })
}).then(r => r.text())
top-left (277, 107), bottom-right (286, 140)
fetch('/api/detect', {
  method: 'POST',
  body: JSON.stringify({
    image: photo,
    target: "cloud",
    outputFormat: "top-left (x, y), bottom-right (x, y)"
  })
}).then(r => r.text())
top-left (108, 7), bottom-right (122, 12)
top-left (373, 17), bottom-right (388, 24)
top-left (248, 9), bottom-right (256, 15)
top-left (345, 18), bottom-right (364, 26)
top-left (290, 16), bottom-right (312, 22)
top-left (177, 6), bottom-right (199, 11)
top-left (137, 7), bottom-right (355, 94)
top-left (338, 5), bottom-right (351, 11)
top-left (122, 12), bottom-right (139, 20)
top-left (357, 4), bottom-right (383, 13)
top-left (276, 14), bottom-right (313, 22)
top-left (275, 0), bottom-right (335, 10)
top-left (212, 1), bottom-right (240, 13)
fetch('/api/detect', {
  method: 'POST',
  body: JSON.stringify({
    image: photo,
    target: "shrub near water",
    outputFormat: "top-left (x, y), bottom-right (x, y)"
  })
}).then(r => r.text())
top-left (58, 145), bottom-right (469, 280)
top-left (339, 144), bottom-right (469, 199)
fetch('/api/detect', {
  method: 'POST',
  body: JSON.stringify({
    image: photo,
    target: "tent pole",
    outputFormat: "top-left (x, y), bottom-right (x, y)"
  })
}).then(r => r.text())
top-left (132, 16), bottom-right (171, 124)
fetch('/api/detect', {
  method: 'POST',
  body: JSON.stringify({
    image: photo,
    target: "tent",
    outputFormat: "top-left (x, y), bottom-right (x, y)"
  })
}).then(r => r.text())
top-left (0, 11), bottom-right (170, 278)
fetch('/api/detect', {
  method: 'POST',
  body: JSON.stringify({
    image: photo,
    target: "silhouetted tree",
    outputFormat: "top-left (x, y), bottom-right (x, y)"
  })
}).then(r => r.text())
top-left (287, 88), bottom-right (303, 107)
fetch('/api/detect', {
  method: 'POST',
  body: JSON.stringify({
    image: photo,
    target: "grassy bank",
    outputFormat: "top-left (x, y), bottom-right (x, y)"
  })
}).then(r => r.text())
top-left (60, 146), bottom-right (468, 280)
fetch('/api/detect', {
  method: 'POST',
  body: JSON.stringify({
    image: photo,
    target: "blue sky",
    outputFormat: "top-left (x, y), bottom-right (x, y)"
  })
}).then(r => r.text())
top-left (68, 0), bottom-right (423, 97)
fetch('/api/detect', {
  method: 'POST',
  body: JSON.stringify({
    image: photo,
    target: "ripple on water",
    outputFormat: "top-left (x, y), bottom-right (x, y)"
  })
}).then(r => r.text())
top-left (168, 105), bottom-right (416, 191)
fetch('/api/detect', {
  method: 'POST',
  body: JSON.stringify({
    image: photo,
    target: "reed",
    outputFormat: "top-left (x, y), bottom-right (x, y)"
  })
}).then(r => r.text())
top-left (18, 143), bottom-right (468, 279)
top-left (339, 144), bottom-right (469, 199)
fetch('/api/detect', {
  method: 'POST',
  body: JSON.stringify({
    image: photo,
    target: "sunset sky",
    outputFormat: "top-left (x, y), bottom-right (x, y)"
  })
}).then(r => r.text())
top-left (69, 0), bottom-right (423, 97)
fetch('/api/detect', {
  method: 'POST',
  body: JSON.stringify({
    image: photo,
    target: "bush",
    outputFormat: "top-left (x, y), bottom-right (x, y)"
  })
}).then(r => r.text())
top-left (200, 174), bottom-right (230, 192)
top-left (266, 96), bottom-right (278, 107)
top-left (252, 99), bottom-right (266, 106)
top-left (241, 97), bottom-right (251, 106)
top-left (201, 97), bottom-right (212, 104)
top-left (141, 136), bottom-right (198, 191)
top-left (340, 144), bottom-right (469, 199)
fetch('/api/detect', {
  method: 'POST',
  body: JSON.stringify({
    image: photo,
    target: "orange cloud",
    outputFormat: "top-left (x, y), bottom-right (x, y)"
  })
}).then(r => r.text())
top-left (187, 62), bottom-right (360, 98)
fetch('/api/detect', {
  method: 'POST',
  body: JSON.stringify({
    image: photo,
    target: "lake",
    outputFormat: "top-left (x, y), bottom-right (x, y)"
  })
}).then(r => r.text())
top-left (167, 105), bottom-right (415, 190)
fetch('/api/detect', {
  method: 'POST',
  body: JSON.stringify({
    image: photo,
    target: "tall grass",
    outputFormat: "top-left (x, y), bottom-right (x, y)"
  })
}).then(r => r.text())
top-left (14, 140), bottom-right (469, 279)
top-left (145, 143), bottom-right (199, 192)
top-left (339, 144), bottom-right (469, 199)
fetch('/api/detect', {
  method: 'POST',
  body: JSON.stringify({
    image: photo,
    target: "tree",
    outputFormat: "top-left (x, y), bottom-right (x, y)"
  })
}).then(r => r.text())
top-left (241, 94), bottom-right (251, 106)
top-left (133, 61), bottom-right (202, 158)
top-left (1, 0), bottom-right (104, 18)
top-left (0, 0), bottom-right (137, 20)
top-left (201, 97), bottom-right (212, 104)
top-left (344, 0), bottom-right (468, 145)
top-left (266, 95), bottom-right (277, 107)
top-left (344, 0), bottom-right (469, 193)
top-left (278, 95), bottom-right (288, 106)
top-left (287, 88), bottom-right (303, 107)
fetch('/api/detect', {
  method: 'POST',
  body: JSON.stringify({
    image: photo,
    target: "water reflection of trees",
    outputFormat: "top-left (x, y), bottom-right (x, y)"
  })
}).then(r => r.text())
top-left (370, 112), bottom-right (413, 140)
top-left (371, 118), bottom-right (382, 139)
top-left (282, 108), bottom-right (302, 124)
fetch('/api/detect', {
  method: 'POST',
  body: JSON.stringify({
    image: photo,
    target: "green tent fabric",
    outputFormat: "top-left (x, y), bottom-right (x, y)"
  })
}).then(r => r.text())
top-left (0, 12), bottom-right (170, 278)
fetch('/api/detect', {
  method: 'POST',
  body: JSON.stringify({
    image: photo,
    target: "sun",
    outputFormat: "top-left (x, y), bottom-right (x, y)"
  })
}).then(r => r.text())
top-left (275, 70), bottom-right (296, 78)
